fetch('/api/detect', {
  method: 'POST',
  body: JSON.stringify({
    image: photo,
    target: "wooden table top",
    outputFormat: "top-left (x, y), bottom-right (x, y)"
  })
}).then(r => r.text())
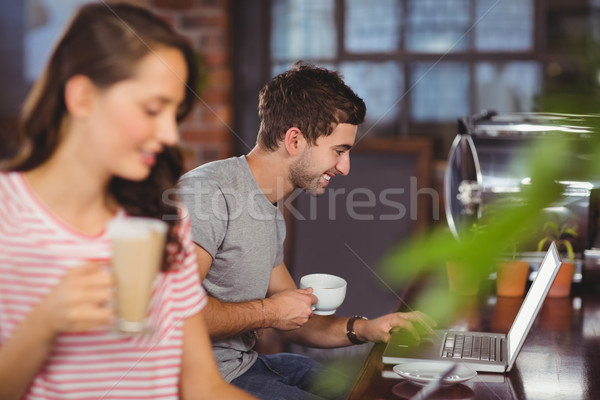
top-left (346, 282), bottom-right (600, 400)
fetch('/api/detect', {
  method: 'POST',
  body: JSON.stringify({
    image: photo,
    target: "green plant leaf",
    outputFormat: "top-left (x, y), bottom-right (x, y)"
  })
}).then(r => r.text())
top-left (542, 221), bottom-right (559, 236)
top-left (563, 228), bottom-right (578, 238)
top-left (564, 240), bottom-right (575, 262)
top-left (537, 237), bottom-right (551, 252)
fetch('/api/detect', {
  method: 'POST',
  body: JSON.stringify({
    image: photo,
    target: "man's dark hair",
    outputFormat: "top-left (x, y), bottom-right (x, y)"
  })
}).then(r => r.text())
top-left (257, 62), bottom-right (366, 150)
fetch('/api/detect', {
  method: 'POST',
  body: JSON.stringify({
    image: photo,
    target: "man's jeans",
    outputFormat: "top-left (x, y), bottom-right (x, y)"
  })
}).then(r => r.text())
top-left (231, 353), bottom-right (349, 400)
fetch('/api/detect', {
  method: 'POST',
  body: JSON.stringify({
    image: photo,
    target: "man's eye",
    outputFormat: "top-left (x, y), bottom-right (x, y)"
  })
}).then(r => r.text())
top-left (145, 108), bottom-right (160, 116)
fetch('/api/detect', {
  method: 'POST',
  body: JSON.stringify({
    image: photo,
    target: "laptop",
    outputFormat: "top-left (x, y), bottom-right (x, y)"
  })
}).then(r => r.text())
top-left (382, 241), bottom-right (562, 373)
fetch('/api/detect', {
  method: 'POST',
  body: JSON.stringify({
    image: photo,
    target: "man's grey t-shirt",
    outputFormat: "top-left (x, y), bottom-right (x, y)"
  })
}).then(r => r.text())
top-left (178, 155), bottom-right (286, 382)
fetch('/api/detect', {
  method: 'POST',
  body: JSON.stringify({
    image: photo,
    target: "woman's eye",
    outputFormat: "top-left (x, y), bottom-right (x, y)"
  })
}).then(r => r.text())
top-left (145, 108), bottom-right (160, 116)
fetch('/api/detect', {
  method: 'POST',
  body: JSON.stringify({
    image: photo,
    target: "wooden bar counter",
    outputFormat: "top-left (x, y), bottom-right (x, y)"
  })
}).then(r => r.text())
top-left (346, 281), bottom-right (600, 400)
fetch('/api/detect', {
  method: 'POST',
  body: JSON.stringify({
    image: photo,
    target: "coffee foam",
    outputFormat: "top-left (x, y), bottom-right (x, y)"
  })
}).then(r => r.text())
top-left (108, 217), bottom-right (167, 238)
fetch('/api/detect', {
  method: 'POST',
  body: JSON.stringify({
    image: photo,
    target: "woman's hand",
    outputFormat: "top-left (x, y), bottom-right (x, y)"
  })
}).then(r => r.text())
top-left (0, 261), bottom-right (115, 399)
top-left (37, 261), bottom-right (115, 336)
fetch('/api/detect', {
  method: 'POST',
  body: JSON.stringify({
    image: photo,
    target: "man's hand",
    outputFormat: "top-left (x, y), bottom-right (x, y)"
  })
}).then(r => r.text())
top-left (354, 311), bottom-right (437, 343)
top-left (264, 288), bottom-right (317, 330)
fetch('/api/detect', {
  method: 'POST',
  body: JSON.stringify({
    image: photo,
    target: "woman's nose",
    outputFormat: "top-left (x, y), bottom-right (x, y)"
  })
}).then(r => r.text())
top-left (158, 117), bottom-right (179, 146)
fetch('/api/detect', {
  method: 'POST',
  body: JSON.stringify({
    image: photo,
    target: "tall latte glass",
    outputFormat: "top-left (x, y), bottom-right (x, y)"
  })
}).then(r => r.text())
top-left (107, 217), bottom-right (167, 333)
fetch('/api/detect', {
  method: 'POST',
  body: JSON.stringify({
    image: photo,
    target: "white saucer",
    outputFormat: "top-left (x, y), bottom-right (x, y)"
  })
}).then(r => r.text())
top-left (393, 361), bottom-right (477, 386)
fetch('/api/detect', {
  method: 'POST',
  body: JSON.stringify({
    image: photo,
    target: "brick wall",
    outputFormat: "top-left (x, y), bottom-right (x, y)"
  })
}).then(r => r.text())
top-left (149, 0), bottom-right (233, 172)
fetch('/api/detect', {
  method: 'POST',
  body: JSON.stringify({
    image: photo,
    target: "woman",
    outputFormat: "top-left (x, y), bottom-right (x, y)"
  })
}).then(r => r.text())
top-left (0, 3), bottom-right (256, 399)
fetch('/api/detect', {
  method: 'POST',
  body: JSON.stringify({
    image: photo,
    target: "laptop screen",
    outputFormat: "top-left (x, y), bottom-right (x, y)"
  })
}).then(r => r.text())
top-left (506, 242), bottom-right (561, 369)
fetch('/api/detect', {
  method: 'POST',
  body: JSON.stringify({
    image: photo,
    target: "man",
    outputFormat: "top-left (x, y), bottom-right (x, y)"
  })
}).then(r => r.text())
top-left (178, 62), bottom-right (434, 400)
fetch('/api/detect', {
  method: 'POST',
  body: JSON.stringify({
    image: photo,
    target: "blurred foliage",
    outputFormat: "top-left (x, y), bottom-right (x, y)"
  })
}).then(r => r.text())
top-left (379, 24), bottom-right (600, 321)
top-left (310, 358), bottom-right (362, 398)
top-left (380, 127), bottom-right (600, 321)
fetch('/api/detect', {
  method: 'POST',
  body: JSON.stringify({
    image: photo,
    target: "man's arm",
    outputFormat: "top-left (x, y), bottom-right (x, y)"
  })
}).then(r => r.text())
top-left (281, 310), bottom-right (436, 348)
top-left (179, 310), bottom-right (258, 400)
top-left (268, 265), bottom-right (355, 347)
top-left (270, 266), bottom-right (437, 347)
top-left (195, 245), bottom-right (316, 340)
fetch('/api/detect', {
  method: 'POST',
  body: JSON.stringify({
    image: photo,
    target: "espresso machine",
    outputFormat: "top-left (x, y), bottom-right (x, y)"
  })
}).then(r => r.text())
top-left (444, 111), bottom-right (600, 282)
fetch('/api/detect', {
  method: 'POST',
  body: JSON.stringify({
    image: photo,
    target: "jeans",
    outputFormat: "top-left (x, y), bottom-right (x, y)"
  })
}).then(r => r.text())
top-left (231, 353), bottom-right (349, 400)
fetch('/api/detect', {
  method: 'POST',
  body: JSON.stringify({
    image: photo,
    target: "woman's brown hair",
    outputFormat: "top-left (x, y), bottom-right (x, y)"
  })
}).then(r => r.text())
top-left (8, 3), bottom-right (198, 271)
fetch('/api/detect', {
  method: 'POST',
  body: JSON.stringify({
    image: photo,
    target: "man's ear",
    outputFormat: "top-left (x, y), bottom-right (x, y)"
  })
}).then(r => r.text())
top-left (64, 75), bottom-right (97, 118)
top-left (283, 127), bottom-right (305, 156)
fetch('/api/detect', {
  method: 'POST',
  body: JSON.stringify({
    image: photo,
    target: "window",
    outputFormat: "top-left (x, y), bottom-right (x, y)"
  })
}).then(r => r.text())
top-left (269, 0), bottom-right (542, 158)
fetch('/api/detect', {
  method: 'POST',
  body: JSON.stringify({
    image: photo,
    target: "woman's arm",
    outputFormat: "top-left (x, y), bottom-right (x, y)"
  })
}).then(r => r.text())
top-left (179, 310), bottom-right (258, 400)
top-left (0, 263), bottom-right (113, 399)
top-left (0, 301), bottom-right (56, 399)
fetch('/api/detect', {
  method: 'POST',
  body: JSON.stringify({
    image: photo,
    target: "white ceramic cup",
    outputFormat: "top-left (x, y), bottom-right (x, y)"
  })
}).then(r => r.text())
top-left (299, 273), bottom-right (347, 315)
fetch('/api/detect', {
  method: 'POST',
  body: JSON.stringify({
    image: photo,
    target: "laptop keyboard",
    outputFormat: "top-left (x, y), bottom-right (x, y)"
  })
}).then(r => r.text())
top-left (441, 333), bottom-right (498, 361)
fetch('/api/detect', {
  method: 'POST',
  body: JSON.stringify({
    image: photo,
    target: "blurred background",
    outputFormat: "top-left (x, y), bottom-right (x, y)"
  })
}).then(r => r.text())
top-left (2, 0), bottom-right (600, 165)
top-left (2, 0), bottom-right (600, 357)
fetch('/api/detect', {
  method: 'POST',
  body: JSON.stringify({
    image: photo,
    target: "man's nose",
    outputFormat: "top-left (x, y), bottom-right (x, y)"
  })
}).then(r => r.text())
top-left (336, 154), bottom-right (350, 176)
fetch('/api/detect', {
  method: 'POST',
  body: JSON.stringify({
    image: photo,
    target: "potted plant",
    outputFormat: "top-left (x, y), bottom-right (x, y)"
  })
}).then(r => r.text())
top-left (496, 239), bottom-right (530, 298)
top-left (470, 208), bottom-right (530, 298)
top-left (536, 220), bottom-right (578, 297)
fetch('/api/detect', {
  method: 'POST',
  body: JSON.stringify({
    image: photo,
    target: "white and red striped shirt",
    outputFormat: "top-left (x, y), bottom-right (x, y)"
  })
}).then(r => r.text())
top-left (0, 171), bottom-right (207, 399)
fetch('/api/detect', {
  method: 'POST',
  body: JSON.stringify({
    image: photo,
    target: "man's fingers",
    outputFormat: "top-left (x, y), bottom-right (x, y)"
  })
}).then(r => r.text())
top-left (400, 320), bottom-right (420, 342)
top-left (404, 311), bottom-right (437, 334)
top-left (295, 288), bottom-right (318, 305)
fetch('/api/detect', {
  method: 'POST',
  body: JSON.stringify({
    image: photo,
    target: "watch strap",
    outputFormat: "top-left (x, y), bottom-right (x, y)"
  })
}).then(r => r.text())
top-left (346, 315), bottom-right (368, 345)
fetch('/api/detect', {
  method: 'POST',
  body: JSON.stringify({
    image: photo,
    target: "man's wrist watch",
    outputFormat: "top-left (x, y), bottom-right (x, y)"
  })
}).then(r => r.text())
top-left (346, 315), bottom-right (368, 345)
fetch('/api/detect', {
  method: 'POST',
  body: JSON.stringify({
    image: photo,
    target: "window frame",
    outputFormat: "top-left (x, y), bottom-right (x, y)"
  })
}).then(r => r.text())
top-left (271, 0), bottom-right (547, 156)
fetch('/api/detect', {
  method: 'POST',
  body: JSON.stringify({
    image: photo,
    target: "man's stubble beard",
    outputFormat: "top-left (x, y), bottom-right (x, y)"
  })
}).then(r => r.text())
top-left (288, 150), bottom-right (325, 197)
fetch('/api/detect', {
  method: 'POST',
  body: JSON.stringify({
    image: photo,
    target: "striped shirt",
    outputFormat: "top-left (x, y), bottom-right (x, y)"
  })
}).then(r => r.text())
top-left (0, 172), bottom-right (207, 399)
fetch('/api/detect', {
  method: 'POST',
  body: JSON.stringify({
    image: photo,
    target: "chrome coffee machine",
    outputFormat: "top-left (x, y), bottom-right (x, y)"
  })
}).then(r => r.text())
top-left (444, 111), bottom-right (600, 282)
